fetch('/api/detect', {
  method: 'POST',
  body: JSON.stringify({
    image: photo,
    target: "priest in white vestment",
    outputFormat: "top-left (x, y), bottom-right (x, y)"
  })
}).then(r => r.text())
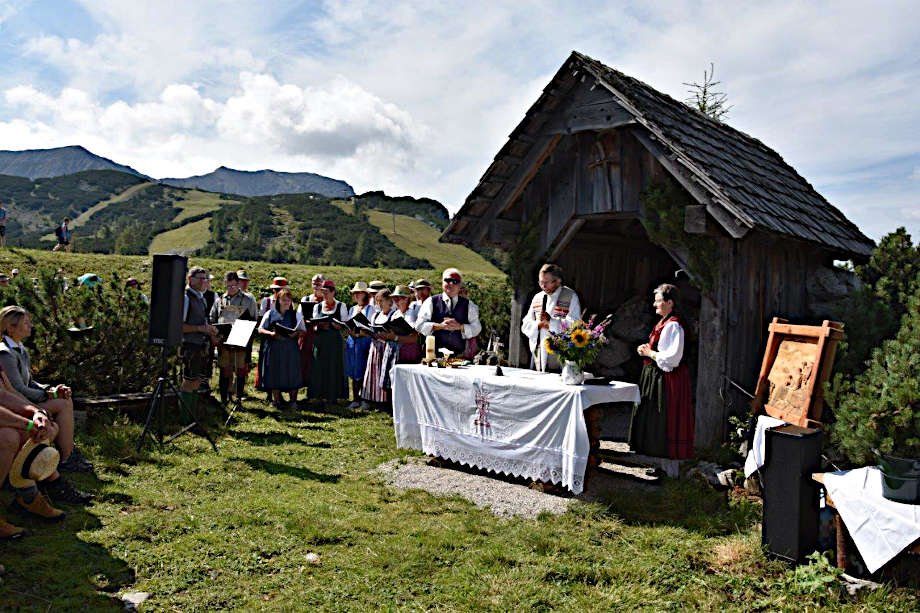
top-left (520, 263), bottom-right (582, 372)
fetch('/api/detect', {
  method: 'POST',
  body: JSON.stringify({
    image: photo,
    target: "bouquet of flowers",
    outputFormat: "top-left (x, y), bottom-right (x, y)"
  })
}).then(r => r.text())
top-left (543, 316), bottom-right (609, 369)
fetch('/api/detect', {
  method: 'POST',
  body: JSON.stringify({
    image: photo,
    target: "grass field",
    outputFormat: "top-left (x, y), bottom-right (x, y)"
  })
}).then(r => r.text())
top-left (148, 217), bottom-right (213, 255)
top-left (332, 200), bottom-right (502, 276)
top-left (172, 190), bottom-right (235, 224)
top-left (1, 389), bottom-right (917, 610)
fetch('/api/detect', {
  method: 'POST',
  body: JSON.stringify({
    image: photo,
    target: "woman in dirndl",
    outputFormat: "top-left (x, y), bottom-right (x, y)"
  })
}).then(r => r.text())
top-left (361, 289), bottom-right (401, 408)
top-left (257, 288), bottom-right (306, 409)
top-left (309, 279), bottom-right (348, 405)
top-left (297, 273), bottom-right (325, 393)
top-left (344, 282), bottom-right (374, 409)
top-left (630, 283), bottom-right (694, 459)
top-left (391, 285), bottom-right (421, 364)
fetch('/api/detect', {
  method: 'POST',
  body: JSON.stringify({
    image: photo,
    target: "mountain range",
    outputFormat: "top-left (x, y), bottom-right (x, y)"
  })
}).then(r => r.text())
top-left (0, 146), bottom-right (150, 181)
top-left (0, 146), bottom-right (355, 199)
top-left (161, 166), bottom-right (354, 198)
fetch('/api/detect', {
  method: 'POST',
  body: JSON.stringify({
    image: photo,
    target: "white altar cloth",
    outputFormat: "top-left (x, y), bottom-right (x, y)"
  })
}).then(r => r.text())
top-left (391, 364), bottom-right (640, 494)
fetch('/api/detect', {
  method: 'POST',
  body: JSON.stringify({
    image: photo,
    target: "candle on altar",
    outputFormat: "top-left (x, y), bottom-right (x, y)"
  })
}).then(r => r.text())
top-left (425, 335), bottom-right (436, 362)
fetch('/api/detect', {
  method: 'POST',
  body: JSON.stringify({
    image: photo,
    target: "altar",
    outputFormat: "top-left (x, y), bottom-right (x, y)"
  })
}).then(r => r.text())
top-left (391, 364), bottom-right (640, 494)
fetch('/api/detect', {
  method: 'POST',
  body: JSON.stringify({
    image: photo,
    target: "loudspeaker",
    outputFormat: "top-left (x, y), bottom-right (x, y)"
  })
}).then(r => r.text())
top-left (148, 254), bottom-right (188, 347)
top-left (762, 424), bottom-right (823, 563)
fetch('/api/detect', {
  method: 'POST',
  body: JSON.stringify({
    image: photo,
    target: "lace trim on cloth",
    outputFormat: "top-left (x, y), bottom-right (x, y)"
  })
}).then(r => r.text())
top-left (396, 433), bottom-right (585, 494)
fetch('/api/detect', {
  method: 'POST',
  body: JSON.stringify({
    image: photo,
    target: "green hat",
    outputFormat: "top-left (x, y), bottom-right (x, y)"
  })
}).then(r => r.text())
top-left (392, 285), bottom-right (412, 298)
top-left (413, 278), bottom-right (431, 289)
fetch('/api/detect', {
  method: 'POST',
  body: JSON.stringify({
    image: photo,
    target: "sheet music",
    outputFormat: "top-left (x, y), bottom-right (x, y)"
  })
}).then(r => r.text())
top-left (225, 319), bottom-right (257, 348)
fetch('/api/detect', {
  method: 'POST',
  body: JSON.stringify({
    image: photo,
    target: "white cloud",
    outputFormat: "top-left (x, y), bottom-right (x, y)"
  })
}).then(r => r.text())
top-left (0, 72), bottom-right (424, 183)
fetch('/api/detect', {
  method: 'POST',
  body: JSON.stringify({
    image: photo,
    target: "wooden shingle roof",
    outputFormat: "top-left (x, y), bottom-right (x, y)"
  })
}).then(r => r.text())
top-left (444, 51), bottom-right (874, 258)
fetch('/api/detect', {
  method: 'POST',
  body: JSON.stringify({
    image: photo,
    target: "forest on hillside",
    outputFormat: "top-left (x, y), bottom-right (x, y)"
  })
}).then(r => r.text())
top-left (199, 193), bottom-right (431, 268)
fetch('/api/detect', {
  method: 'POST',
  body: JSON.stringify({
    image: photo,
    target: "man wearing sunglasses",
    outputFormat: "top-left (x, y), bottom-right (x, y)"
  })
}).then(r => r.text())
top-left (415, 268), bottom-right (481, 356)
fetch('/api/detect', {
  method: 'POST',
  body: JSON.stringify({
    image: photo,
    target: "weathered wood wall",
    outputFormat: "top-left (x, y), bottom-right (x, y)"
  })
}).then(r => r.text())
top-left (695, 231), bottom-right (830, 447)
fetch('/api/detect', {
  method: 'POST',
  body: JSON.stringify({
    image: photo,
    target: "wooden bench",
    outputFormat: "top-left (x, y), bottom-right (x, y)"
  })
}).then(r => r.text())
top-left (73, 391), bottom-right (175, 413)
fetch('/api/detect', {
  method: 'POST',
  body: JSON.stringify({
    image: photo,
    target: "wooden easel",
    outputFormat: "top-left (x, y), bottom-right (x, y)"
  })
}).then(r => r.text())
top-left (750, 318), bottom-right (845, 427)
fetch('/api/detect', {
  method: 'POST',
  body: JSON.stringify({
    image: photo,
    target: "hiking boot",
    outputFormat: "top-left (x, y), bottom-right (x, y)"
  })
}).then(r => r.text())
top-left (12, 492), bottom-right (65, 521)
top-left (58, 448), bottom-right (94, 474)
top-left (40, 477), bottom-right (93, 505)
top-left (0, 517), bottom-right (25, 541)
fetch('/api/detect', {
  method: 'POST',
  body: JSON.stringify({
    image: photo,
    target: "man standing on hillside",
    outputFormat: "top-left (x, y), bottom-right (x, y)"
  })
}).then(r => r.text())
top-left (52, 217), bottom-right (72, 252)
top-left (0, 202), bottom-right (8, 247)
top-left (416, 268), bottom-right (482, 355)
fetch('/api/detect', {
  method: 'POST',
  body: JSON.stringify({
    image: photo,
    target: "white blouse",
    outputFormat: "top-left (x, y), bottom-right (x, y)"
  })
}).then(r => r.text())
top-left (652, 321), bottom-right (684, 373)
top-left (258, 308), bottom-right (307, 332)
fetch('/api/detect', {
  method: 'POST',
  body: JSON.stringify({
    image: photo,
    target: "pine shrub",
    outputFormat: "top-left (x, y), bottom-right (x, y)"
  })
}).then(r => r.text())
top-left (0, 267), bottom-right (161, 396)
top-left (827, 286), bottom-right (920, 465)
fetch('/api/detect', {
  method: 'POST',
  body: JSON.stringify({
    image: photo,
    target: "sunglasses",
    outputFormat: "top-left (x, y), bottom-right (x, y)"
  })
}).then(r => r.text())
top-left (442, 278), bottom-right (461, 285)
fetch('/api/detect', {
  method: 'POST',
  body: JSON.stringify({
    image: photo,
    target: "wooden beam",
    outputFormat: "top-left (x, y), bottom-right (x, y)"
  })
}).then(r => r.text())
top-left (471, 134), bottom-right (563, 245)
top-left (684, 205), bottom-right (708, 234)
top-left (631, 127), bottom-right (749, 239)
top-left (542, 104), bottom-right (634, 135)
top-left (547, 218), bottom-right (585, 261)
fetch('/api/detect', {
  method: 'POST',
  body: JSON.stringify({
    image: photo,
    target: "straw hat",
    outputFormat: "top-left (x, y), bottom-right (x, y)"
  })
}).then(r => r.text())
top-left (392, 285), bottom-right (413, 298)
top-left (350, 281), bottom-right (369, 293)
top-left (269, 276), bottom-right (289, 289)
top-left (9, 439), bottom-right (59, 488)
top-left (368, 280), bottom-right (386, 293)
top-left (235, 269), bottom-right (249, 280)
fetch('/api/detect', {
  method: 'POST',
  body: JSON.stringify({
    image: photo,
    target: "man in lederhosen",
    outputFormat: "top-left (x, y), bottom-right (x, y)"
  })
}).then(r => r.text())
top-left (416, 268), bottom-right (482, 355)
top-left (181, 266), bottom-right (218, 413)
top-left (521, 263), bottom-right (581, 372)
top-left (210, 271), bottom-right (258, 405)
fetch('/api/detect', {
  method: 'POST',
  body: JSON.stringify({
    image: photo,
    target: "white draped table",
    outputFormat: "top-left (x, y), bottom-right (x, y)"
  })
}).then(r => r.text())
top-left (391, 364), bottom-right (640, 494)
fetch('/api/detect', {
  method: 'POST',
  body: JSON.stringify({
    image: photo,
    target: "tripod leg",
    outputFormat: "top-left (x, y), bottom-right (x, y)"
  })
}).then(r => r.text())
top-left (166, 378), bottom-right (218, 452)
top-left (136, 378), bottom-right (165, 452)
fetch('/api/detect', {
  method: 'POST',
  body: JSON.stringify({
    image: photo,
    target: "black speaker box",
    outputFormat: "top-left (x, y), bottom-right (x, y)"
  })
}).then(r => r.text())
top-left (148, 254), bottom-right (188, 347)
top-left (762, 424), bottom-right (824, 563)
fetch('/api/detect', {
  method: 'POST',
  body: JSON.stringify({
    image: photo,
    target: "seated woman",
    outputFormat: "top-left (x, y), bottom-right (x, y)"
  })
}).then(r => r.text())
top-left (257, 288), bottom-right (306, 409)
top-left (631, 284), bottom-right (694, 460)
top-left (391, 285), bottom-right (421, 364)
top-left (0, 306), bottom-right (93, 474)
top-left (309, 280), bottom-right (349, 406)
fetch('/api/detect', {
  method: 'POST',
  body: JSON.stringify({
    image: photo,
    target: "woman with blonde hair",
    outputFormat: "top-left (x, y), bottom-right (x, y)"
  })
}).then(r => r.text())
top-left (0, 305), bottom-right (93, 504)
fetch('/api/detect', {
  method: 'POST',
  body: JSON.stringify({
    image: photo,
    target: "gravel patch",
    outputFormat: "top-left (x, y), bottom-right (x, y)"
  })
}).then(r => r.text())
top-left (376, 458), bottom-right (571, 518)
top-left (376, 455), bottom-right (659, 518)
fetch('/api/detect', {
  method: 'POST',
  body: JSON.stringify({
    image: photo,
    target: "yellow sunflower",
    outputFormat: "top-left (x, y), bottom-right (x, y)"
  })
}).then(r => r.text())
top-left (570, 329), bottom-right (590, 348)
top-left (544, 338), bottom-right (555, 354)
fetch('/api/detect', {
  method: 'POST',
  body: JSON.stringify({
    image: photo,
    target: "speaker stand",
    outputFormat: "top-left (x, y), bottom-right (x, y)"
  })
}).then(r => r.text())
top-left (136, 346), bottom-right (218, 453)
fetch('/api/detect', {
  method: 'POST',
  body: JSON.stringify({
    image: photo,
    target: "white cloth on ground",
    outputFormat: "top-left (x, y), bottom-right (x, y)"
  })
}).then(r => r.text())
top-left (823, 466), bottom-right (920, 573)
top-left (743, 415), bottom-right (787, 478)
top-left (392, 364), bottom-right (640, 494)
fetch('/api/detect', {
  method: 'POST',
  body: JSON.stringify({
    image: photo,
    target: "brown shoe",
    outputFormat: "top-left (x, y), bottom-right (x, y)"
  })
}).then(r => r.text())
top-left (12, 492), bottom-right (65, 522)
top-left (0, 517), bottom-right (25, 540)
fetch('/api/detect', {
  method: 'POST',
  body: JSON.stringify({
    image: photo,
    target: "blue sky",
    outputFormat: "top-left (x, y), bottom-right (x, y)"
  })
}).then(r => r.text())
top-left (0, 0), bottom-right (917, 242)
